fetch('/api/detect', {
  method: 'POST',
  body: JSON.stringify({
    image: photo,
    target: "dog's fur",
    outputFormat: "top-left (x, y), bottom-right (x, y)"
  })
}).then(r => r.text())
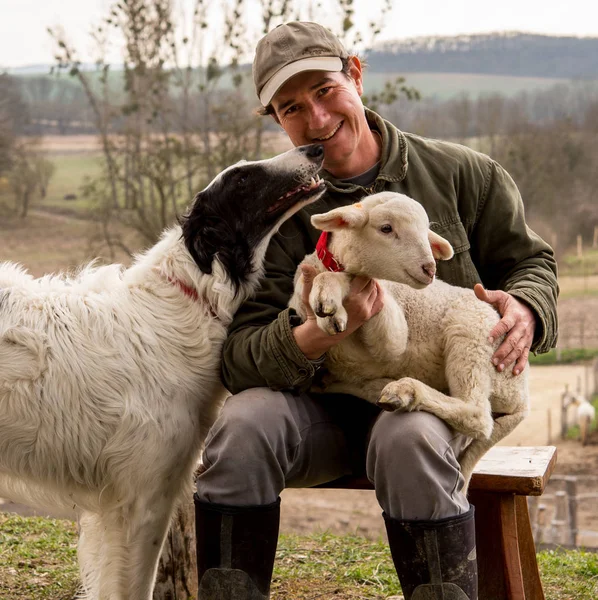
top-left (0, 145), bottom-right (325, 599)
top-left (289, 192), bottom-right (529, 488)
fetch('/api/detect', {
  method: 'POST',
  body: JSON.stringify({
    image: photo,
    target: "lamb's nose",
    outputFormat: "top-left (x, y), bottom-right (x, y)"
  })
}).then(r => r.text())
top-left (422, 262), bottom-right (436, 280)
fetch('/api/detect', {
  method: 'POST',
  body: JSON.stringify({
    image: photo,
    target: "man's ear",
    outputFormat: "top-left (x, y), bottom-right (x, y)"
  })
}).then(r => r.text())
top-left (311, 204), bottom-right (368, 231)
top-left (347, 55), bottom-right (364, 96)
top-left (428, 230), bottom-right (454, 260)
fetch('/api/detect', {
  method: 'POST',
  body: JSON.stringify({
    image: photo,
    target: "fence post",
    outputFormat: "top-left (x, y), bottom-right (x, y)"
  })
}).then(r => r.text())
top-left (561, 389), bottom-right (569, 439)
top-left (565, 477), bottom-right (578, 546)
top-left (536, 504), bottom-right (548, 544)
top-left (551, 491), bottom-right (569, 544)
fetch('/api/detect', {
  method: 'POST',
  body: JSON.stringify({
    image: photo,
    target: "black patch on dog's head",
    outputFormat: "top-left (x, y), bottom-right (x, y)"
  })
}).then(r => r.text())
top-left (181, 156), bottom-right (322, 292)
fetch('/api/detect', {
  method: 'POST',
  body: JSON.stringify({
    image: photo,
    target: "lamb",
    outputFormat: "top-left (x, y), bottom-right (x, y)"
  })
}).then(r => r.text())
top-left (289, 191), bottom-right (529, 487)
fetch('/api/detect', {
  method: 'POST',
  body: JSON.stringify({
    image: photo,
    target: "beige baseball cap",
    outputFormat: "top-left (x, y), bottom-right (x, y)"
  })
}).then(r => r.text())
top-left (253, 22), bottom-right (348, 107)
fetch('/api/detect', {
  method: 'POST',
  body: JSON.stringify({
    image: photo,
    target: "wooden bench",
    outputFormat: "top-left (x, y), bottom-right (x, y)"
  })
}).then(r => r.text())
top-left (314, 445), bottom-right (557, 600)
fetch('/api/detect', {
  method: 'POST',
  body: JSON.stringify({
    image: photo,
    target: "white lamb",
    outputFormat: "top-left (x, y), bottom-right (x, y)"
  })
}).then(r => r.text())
top-left (289, 191), bottom-right (529, 487)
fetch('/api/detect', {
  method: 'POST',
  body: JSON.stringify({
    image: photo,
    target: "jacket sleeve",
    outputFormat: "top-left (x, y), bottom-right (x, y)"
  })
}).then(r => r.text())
top-left (470, 160), bottom-right (559, 353)
top-left (220, 234), bottom-right (320, 395)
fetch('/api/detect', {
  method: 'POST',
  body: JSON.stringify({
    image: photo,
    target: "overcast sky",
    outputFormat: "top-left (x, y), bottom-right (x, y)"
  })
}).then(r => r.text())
top-left (1, 0), bottom-right (597, 68)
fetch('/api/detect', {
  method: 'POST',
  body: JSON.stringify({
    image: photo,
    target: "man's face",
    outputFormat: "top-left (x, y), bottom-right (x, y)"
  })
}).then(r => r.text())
top-left (271, 58), bottom-right (375, 179)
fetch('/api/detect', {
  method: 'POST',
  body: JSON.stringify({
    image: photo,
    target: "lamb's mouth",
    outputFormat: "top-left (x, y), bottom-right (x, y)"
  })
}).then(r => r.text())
top-left (406, 270), bottom-right (434, 288)
top-left (267, 175), bottom-right (326, 214)
top-left (313, 121), bottom-right (343, 142)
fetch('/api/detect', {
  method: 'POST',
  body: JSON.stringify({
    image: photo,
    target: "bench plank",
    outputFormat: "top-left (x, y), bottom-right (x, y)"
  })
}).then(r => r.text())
top-left (471, 446), bottom-right (557, 496)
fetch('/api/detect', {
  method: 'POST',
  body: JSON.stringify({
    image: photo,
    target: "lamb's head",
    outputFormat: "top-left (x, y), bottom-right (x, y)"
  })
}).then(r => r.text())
top-left (311, 192), bottom-right (454, 288)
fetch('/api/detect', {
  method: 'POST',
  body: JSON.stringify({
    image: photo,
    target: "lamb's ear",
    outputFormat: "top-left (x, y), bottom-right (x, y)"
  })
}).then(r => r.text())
top-left (428, 230), bottom-right (454, 260)
top-left (311, 204), bottom-right (368, 231)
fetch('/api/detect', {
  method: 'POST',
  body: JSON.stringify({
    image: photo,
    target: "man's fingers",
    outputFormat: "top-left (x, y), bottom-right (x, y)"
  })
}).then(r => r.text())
top-left (474, 283), bottom-right (491, 304)
top-left (300, 265), bottom-right (317, 318)
top-left (513, 347), bottom-right (530, 376)
top-left (488, 317), bottom-right (515, 343)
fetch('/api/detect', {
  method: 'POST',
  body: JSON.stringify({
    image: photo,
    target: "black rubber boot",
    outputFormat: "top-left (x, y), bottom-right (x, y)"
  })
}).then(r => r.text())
top-left (383, 506), bottom-right (478, 600)
top-left (194, 495), bottom-right (280, 599)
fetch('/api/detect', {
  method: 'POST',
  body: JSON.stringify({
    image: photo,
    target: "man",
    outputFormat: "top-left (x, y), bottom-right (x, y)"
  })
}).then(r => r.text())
top-left (194, 21), bottom-right (558, 600)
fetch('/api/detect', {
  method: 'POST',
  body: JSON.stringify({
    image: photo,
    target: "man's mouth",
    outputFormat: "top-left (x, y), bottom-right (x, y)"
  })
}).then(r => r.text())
top-left (313, 121), bottom-right (343, 142)
top-left (267, 175), bottom-right (326, 214)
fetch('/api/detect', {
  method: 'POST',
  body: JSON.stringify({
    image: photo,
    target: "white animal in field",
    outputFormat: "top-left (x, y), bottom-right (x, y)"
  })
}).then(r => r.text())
top-left (0, 144), bottom-right (326, 600)
top-left (563, 388), bottom-right (596, 445)
top-left (289, 192), bottom-right (529, 488)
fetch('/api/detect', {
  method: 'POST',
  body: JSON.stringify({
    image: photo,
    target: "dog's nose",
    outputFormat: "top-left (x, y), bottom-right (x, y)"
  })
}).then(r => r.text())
top-left (301, 144), bottom-right (324, 160)
top-left (422, 262), bottom-right (436, 280)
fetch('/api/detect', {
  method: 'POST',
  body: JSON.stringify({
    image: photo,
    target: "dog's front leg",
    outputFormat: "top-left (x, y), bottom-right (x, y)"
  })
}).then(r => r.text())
top-left (309, 271), bottom-right (352, 335)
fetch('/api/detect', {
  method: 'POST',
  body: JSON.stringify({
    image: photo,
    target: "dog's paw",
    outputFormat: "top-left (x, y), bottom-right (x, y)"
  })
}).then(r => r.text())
top-left (317, 312), bottom-right (348, 335)
top-left (377, 378), bottom-right (420, 412)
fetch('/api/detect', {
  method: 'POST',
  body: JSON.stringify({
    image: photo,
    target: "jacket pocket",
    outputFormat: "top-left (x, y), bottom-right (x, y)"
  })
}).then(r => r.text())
top-left (430, 221), bottom-right (481, 289)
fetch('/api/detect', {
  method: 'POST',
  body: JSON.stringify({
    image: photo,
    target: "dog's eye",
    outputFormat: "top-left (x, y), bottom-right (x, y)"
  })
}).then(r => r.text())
top-left (380, 224), bottom-right (393, 234)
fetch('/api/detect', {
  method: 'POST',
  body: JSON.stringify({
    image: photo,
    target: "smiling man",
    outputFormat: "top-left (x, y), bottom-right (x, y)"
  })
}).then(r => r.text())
top-left (193, 21), bottom-right (558, 600)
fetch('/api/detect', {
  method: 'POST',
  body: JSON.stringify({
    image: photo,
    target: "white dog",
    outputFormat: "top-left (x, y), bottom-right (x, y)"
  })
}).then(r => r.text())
top-left (289, 192), bottom-right (529, 487)
top-left (0, 144), bottom-right (325, 600)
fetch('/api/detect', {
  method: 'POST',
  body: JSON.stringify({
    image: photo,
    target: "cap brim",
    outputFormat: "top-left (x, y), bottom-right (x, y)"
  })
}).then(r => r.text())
top-left (260, 56), bottom-right (343, 106)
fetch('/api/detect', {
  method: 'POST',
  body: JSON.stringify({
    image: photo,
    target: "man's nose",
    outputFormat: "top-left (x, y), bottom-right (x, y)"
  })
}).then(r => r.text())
top-left (306, 102), bottom-right (329, 130)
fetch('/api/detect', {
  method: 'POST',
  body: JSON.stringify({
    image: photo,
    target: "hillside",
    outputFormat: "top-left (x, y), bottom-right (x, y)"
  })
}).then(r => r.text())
top-left (366, 31), bottom-right (598, 78)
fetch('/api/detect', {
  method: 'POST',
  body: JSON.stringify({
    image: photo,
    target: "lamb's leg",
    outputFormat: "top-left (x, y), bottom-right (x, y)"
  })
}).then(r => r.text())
top-left (458, 409), bottom-right (528, 490)
top-left (309, 271), bottom-right (353, 335)
top-left (378, 377), bottom-right (494, 440)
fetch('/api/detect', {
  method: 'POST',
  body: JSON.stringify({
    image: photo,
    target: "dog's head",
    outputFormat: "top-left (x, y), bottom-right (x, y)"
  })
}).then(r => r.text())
top-left (181, 144), bottom-right (325, 291)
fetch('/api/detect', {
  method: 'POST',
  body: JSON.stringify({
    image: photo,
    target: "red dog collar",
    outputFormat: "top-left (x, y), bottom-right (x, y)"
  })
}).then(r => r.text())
top-left (315, 231), bottom-right (345, 272)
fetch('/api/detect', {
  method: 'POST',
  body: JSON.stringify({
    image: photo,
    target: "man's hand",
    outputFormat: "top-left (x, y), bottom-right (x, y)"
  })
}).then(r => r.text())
top-left (474, 284), bottom-right (536, 376)
top-left (293, 264), bottom-right (384, 360)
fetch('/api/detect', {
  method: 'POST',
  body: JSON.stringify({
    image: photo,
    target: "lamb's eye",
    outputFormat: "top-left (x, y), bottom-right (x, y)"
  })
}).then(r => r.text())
top-left (380, 224), bottom-right (393, 234)
top-left (237, 174), bottom-right (248, 185)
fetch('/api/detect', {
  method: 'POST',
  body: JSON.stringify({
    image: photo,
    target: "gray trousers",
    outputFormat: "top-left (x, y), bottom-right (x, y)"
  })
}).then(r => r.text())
top-left (196, 388), bottom-right (470, 520)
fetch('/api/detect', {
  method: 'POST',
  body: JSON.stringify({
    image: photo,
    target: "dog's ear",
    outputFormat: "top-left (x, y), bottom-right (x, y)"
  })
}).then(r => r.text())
top-left (311, 204), bottom-right (368, 231)
top-left (180, 192), bottom-right (218, 274)
top-left (428, 230), bottom-right (454, 261)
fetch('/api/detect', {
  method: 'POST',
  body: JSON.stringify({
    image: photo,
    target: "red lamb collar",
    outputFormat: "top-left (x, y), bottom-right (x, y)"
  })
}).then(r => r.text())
top-left (315, 231), bottom-right (345, 272)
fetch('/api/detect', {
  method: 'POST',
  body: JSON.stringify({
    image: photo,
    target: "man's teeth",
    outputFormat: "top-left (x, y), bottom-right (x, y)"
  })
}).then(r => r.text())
top-left (315, 123), bottom-right (342, 141)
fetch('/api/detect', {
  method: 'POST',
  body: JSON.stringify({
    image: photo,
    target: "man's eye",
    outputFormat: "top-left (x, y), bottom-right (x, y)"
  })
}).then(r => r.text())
top-left (285, 105), bottom-right (299, 116)
top-left (380, 224), bottom-right (393, 234)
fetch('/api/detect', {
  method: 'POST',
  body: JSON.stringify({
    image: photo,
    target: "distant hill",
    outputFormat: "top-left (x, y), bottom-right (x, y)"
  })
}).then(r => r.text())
top-left (365, 32), bottom-right (598, 79)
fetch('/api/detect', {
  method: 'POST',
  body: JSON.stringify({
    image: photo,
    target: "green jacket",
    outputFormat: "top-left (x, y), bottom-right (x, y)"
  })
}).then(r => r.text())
top-left (221, 109), bottom-right (559, 395)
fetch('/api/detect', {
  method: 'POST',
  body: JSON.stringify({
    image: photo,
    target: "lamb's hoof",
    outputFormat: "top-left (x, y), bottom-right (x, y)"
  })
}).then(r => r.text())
top-left (315, 300), bottom-right (337, 318)
top-left (377, 379), bottom-right (419, 412)
top-left (318, 315), bottom-right (347, 336)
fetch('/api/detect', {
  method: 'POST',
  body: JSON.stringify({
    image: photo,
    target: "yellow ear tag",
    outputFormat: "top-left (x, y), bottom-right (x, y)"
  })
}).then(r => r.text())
top-left (354, 203), bottom-right (363, 209)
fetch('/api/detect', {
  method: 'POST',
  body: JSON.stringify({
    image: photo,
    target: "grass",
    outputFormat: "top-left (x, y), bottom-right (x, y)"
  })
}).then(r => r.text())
top-left (558, 249), bottom-right (598, 277)
top-left (0, 514), bottom-right (79, 600)
top-left (529, 348), bottom-right (598, 366)
top-left (2, 513), bottom-right (598, 599)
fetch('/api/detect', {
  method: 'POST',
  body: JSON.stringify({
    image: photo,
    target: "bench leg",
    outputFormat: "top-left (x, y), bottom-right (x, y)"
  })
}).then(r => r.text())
top-left (469, 491), bottom-right (544, 600)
